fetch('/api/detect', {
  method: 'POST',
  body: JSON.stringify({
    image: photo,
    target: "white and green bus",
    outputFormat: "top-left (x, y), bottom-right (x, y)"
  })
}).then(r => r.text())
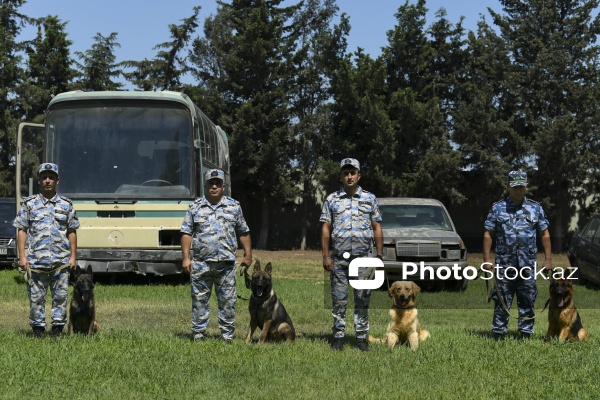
top-left (17, 90), bottom-right (230, 275)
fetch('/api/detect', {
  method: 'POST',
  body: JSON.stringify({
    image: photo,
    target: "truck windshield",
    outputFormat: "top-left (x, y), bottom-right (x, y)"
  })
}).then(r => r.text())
top-left (45, 102), bottom-right (195, 200)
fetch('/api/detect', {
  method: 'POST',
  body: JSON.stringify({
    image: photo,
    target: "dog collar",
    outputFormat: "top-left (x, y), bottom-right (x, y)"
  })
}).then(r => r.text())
top-left (392, 304), bottom-right (415, 310)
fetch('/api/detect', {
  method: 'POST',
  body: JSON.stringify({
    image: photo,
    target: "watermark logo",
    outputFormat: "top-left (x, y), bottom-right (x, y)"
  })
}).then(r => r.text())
top-left (346, 252), bottom-right (577, 291)
top-left (346, 252), bottom-right (384, 290)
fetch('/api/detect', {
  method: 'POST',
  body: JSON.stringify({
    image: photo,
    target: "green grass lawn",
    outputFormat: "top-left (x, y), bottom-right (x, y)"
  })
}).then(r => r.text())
top-left (0, 251), bottom-right (598, 399)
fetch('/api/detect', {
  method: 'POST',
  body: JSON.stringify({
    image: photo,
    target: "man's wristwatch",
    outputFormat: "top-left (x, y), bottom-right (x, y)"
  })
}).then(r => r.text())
top-left (376, 254), bottom-right (383, 260)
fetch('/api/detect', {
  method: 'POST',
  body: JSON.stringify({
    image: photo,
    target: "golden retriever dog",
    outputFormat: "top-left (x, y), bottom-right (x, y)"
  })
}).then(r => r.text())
top-left (369, 281), bottom-right (430, 350)
top-left (546, 275), bottom-right (588, 342)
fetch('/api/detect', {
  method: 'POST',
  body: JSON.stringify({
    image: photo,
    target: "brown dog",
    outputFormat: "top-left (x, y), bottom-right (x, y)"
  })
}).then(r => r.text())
top-left (546, 275), bottom-right (587, 342)
top-left (244, 260), bottom-right (296, 344)
top-left (68, 265), bottom-right (99, 335)
top-left (370, 281), bottom-right (430, 350)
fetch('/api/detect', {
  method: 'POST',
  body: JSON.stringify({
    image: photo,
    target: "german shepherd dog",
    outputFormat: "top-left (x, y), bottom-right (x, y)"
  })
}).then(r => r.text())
top-left (244, 260), bottom-right (296, 344)
top-left (546, 274), bottom-right (587, 342)
top-left (369, 281), bottom-right (430, 350)
top-left (68, 265), bottom-right (100, 335)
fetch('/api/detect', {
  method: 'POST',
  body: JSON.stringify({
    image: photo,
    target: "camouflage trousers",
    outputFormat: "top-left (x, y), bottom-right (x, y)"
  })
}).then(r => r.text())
top-left (27, 266), bottom-right (70, 328)
top-left (490, 265), bottom-right (538, 335)
top-left (330, 256), bottom-right (372, 340)
top-left (190, 261), bottom-right (236, 340)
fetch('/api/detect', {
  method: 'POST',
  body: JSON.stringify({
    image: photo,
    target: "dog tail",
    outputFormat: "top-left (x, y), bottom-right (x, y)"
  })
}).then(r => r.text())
top-left (368, 334), bottom-right (385, 344)
top-left (419, 329), bottom-right (431, 342)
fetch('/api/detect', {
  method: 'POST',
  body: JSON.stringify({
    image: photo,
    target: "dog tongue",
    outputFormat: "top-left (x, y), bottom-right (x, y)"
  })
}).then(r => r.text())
top-left (558, 298), bottom-right (564, 307)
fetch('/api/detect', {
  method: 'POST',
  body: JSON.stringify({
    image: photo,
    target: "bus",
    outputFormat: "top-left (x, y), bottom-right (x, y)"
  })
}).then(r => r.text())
top-left (16, 90), bottom-right (230, 275)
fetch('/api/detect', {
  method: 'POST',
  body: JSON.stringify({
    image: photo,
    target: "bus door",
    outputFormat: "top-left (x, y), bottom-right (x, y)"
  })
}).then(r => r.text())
top-left (16, 123), bottom-right (45, 205)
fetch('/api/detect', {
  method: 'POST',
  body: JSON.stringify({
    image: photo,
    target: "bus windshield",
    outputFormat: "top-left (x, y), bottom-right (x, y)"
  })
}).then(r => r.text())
top-left (45, 101), bottom-right (195, 200)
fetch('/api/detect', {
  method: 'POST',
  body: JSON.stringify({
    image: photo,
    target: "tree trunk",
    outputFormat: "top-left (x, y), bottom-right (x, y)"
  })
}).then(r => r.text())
top-left (300, 197), bottom-right (308, 251)
top-left (256, 198), bottom-right (269, 249)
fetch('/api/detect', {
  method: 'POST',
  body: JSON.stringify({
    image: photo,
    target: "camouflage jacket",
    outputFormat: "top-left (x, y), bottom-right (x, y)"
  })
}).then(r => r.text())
top-left (484, 196), bottom-right (549, 268)
top-left (181, 196), bottom-right (249, 263)
top-left (320, 186), bottom-right (382, 257)
top-left (13, 193), bottom-right (80, 269)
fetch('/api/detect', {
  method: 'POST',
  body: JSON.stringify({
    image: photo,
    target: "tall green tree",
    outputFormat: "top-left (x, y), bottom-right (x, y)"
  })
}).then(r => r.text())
top-left (288, 0), bottom-right (342, 249)
top-left (491, 0), bottom-right (600, 249)
top-left (379, 0), bottom-right (465, 203)
top-left (195, 0), bottom-right (298, 249)
top-left (0, 0), bottom-right (28, 196)
top-left (451, 18), bottom-right (519, 210)
top-left (20, 15), bottom-right (73, 120)
top-left (73, 32), bottom-right (123, 91)
top-left (123, 6), bottom-right (200, 91)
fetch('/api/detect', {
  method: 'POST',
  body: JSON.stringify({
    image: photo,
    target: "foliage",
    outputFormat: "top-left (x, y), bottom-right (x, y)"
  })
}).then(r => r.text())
top-left (4, 0), bottom-right (600, 248)
top-left (491, 0), bottom-right (600, 248)
top-left (19, 16), bottom-right (73, 120)
top-left (73, 32), bottom-right (123, 91)
top-left (122, 6), bottom-right (200, 91)
top-left (0, 0), bottom-right (28, 196)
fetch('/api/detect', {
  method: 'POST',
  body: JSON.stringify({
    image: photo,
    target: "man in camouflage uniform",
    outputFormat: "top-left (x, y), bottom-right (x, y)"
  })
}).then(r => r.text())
top-left (181, 169), bottom-right (252, 341)
top-left (320, 158), bottom-right (383, 351)
top-left (483, 170), bottom-right (552, 341)
top-left (13, 163), bottom-right (80, 338)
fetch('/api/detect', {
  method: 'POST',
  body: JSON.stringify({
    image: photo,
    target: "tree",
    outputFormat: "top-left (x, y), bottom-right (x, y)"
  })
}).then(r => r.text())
top-left (73, 32), bottom-right (123, 91)
top-left (491, 0), bottom-right (600, 249)
top-left (123, 6), bottom-right (200, 91)
top-left (20, 15), bottom-right (73, 120)
top-left (379, 0), bottom-right (465, 203)
top-left (0, 0), bottom-right (27, 196)
top-left (287, 0), bottom-right (343, 249)
top-left (451, 18), bottom-right (518, 210)
top-left (193, 0), bottom-right (299, 249)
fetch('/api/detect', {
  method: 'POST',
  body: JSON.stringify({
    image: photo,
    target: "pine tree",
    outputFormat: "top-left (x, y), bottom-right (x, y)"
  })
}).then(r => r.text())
top-left (379, 0), bottom-right (465, 203)
top-left (491, 0), bottom-right (600, 248)
top-left (0, 0), bottom-right (27, 196)
top-left (20, 15), bottom-right (73, 120)
top-left (193, 0), bottom-right (298, 249)
top-left (73, 32), bottom-right (123, 91)
top-left (288, 0), bottom-right (342, 249)
top-left (123, 6), bottom-right (200, 91)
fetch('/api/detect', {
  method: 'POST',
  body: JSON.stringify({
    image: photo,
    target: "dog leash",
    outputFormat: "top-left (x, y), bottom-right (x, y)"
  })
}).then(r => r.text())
top-left (237, 261), bottom-right (253, 300)
top-left (485, 270), bottom-right (550, 321)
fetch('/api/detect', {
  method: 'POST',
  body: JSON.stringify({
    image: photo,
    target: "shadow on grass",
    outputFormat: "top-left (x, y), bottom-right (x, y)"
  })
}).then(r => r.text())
top-left (466, 328), bottom-right (540, 341)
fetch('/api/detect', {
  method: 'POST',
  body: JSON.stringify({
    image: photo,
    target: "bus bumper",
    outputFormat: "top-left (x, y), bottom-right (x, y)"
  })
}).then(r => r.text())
top-left (77, 249), bottom-right (182, 276)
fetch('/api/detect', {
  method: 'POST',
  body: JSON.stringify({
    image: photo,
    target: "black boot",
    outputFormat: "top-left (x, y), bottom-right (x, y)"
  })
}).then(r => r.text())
top-left (51, 325), bottom-right (64, 337)
top-left (32, 326), bottom-right (45, 338)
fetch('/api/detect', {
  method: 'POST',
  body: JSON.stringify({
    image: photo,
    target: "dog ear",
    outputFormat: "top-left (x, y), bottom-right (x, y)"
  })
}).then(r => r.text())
top-left (253, 259), bottom-right (261, 272)
top-left (265, 262), bottom-right (273, 276)
top-left (85, 265), bottom-right (93, 278)
top-left (411, 281), bottom-right (421, 295)
top-left (388, 282), bottom-right (396, 298)
top-left (73, 265), bottom-right (83, 279)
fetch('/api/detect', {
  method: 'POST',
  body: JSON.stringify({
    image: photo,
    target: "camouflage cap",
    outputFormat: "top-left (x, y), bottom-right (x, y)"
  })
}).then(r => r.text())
top-left (38, 163), bottom-right (59, 176)
top-left (508, 170), bottom-right (527, 187)
top-left (205, 169), bottom-right (224, 182)
top-left (340, 158), bottom-right (360, 171)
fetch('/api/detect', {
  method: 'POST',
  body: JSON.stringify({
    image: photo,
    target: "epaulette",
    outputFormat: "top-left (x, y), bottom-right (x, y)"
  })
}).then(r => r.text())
top-left (22, 194), bottom-right (37, 203)
top-left (492, 199), bottom-right (504, 207)
top-left (58, 195), bottom-right (73, 205)
top-left (223, 196), bottom-right (239, 205)
top-left (525, 197), bottom-right (541, 206)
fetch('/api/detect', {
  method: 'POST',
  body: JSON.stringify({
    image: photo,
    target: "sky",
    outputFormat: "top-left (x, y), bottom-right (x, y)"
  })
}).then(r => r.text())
top-left (18, 0), bottom-right (502, 64)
